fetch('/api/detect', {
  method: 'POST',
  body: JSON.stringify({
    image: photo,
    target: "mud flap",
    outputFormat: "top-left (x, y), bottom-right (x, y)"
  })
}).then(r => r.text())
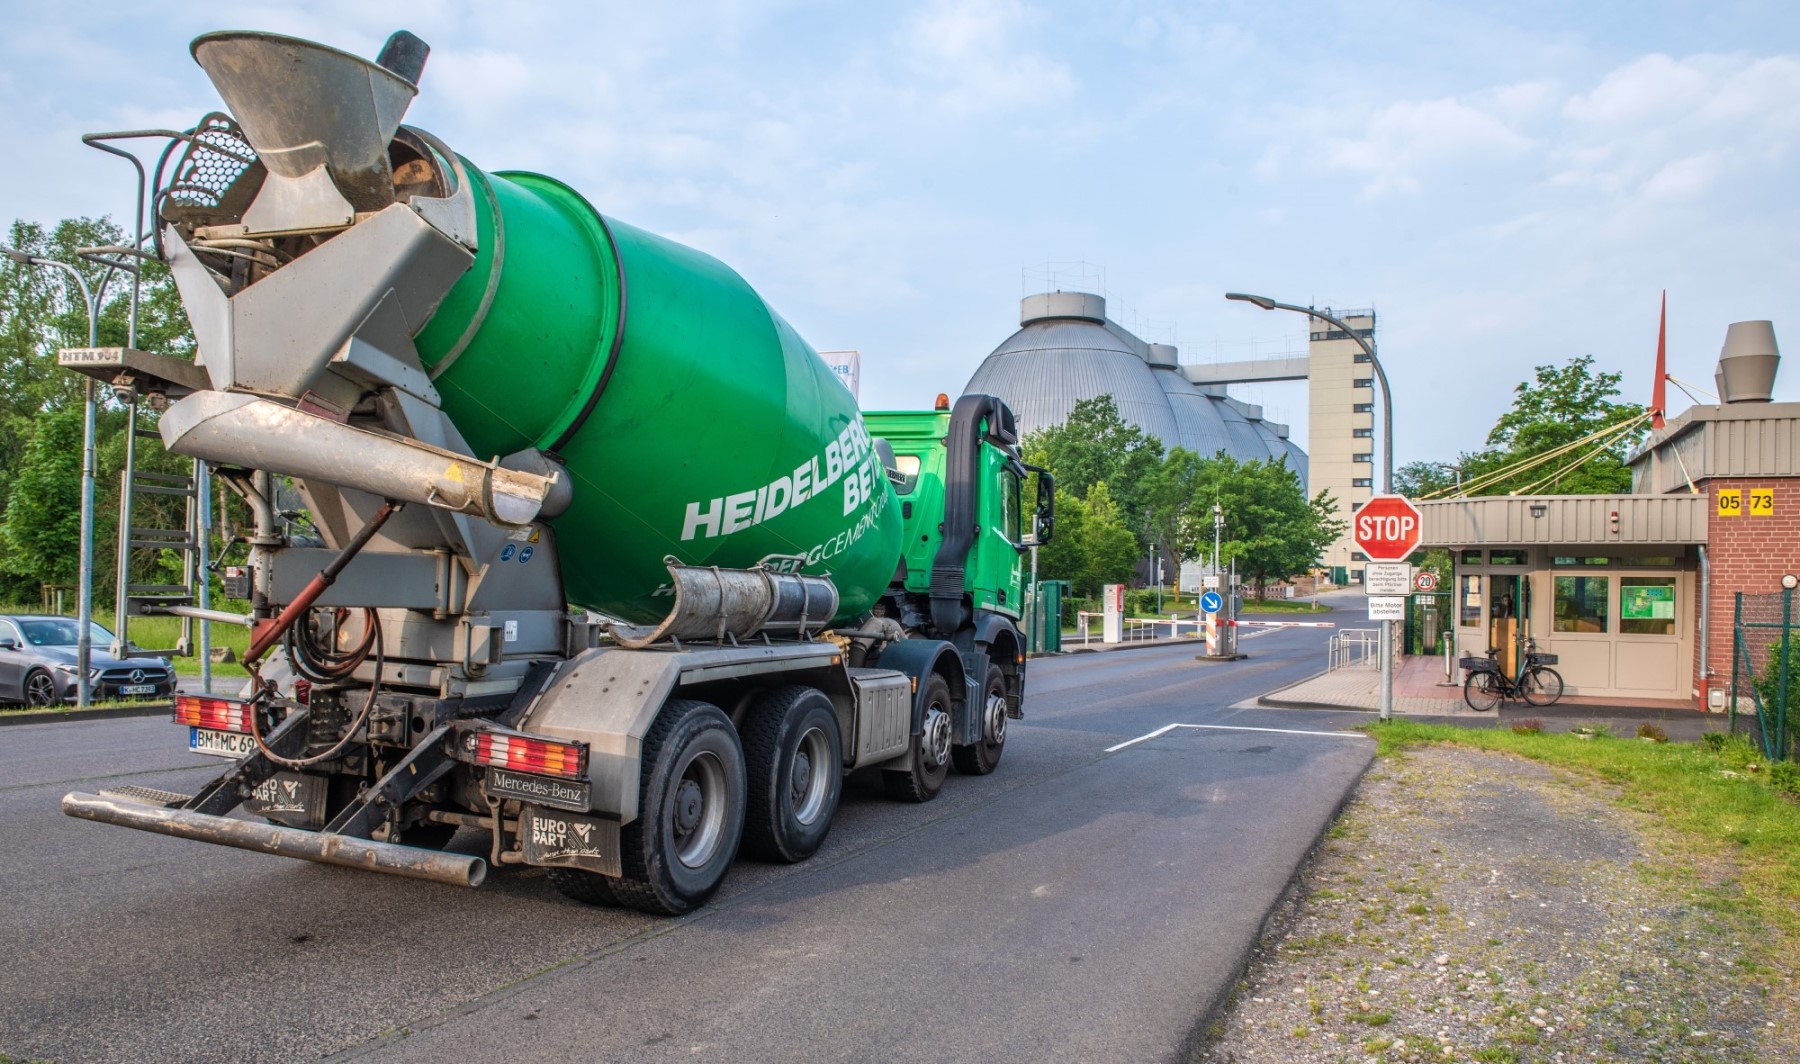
top-left (520, 805), bottom-right (622, 877)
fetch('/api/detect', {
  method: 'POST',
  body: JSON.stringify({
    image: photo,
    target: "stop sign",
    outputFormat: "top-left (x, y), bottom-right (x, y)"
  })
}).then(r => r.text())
top-left (1354, 494), bottom-right (1423, 562)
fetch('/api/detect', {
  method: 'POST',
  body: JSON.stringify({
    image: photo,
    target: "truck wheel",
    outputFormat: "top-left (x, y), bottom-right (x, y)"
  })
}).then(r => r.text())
top-left (547, 867), bottom-right (621, 907)
top-left (740, 686), bottom-right (842, 863)
top-left (951, 664), bottom-right (1007, 776)
top-left (882, 674), bottom-right (952, 803)
top-left (611, 699), bottom-right (746, 916)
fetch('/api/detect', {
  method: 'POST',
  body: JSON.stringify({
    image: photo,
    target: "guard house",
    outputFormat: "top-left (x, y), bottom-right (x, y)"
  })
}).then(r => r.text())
top-left (1418, 320), bottom-right (1797, 708)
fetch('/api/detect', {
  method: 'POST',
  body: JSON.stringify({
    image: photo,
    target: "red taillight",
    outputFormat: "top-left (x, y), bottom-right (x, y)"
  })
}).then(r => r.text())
top-left (174, 695), bottom-right (253, 734)
top-left (472, 732), bottom-right (588, 779)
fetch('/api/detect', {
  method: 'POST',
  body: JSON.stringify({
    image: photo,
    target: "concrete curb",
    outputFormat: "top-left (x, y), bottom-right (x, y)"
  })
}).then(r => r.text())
top-left (0, 702), bottom-right (173, 727)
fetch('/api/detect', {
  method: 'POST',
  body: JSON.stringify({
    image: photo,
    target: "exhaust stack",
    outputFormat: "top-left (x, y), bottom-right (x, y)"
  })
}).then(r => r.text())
top-left (191, 30), bottom-right (428, 232)
top-left (1714, 320), bottom-right (1781, 404)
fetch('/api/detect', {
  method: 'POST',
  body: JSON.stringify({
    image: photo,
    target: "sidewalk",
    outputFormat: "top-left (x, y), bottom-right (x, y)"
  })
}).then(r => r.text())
top-left (1260, 654), bottom-right (1730, 741)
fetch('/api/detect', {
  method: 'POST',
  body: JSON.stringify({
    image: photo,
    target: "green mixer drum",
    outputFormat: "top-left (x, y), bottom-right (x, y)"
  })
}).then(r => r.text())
top-left (411, 164), bottom-right (900, 625)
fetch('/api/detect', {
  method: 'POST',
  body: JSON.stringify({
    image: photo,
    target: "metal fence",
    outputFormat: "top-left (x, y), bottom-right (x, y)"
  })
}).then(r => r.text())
top-left (1328, 628), bottom-right (1380, 671)
top-left (1729, 590), bottom-right (1797, 762)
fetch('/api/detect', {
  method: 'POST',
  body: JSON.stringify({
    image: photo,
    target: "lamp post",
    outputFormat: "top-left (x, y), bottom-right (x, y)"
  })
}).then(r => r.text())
top-left (1227, 291), bottom-right (1397, 717)
top-left (1224, 293), bottom-right (1392, 493)
top-left (3, 247), bottom-right (104, 708)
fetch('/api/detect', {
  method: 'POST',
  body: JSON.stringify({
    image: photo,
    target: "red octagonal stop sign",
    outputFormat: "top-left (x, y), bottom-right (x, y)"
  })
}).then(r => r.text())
top-left (1354, 494), bottom-right (1423, 562)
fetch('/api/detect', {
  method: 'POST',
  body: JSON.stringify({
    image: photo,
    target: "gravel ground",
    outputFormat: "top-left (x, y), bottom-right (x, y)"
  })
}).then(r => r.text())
top-left (1195, 745), bottom-right (1799, 1064)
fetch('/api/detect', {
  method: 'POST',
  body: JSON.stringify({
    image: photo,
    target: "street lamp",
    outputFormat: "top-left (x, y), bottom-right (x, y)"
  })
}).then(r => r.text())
top-left (3, 246), bottom-right (105, 707)
top-left (1225, 292), bottom-right (1393, 494)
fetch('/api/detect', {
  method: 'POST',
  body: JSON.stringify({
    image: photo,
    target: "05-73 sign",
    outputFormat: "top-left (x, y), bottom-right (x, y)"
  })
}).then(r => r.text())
top-left (1354, 495), bottom-right (1423, 563)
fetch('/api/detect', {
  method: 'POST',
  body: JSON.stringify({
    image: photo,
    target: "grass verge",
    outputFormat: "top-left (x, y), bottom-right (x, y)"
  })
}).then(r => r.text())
top-left (1363, 721), bottom-right (1800, 944)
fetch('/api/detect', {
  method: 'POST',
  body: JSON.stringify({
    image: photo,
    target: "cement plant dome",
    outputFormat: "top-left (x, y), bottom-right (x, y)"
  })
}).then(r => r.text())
top-left (963, 292), bottom-right (1307, 484)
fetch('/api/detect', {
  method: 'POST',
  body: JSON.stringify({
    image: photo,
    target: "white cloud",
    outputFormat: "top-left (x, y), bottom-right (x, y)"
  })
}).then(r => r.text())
top-left (1325, 95), bottom-right (1535, 197)
top-left (900, 0), bottom-right (1075, 114)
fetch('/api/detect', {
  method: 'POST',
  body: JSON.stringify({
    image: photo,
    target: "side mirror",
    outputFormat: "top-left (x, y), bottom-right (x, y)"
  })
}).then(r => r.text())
top-left (1026, 465), bottom-right (1055, 545)
top-left (0, 638), bottom-right (17, 651)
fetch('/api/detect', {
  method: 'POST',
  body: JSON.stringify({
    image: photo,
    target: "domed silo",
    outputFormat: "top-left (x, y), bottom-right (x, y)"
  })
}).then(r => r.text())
top-left (963, 292), bottom-right (1305, 478)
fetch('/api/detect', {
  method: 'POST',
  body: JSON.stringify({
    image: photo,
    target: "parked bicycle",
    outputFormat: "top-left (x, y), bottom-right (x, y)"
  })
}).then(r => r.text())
top-left (1461, 637), bottom-right (1564, 711)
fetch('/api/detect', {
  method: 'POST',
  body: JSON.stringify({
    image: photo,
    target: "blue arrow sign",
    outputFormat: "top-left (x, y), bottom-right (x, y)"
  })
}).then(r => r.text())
top-left (1200, 590), bottom-right (1224, 614)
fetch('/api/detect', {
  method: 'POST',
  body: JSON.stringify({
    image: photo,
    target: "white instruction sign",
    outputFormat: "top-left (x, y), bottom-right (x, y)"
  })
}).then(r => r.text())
top-left (1363, 562), bottom-right (1413, 597)
top-left (1367, 596), bottom-right (1406, 621)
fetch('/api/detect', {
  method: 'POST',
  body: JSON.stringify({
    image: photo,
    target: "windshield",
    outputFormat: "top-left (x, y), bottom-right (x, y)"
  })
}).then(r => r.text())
top-left (17, 619), bottom-right (115, 648)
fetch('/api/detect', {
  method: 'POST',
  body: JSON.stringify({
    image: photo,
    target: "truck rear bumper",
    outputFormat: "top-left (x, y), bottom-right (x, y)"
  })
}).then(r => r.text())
top-left (61, 791), bottom-right (487, 888)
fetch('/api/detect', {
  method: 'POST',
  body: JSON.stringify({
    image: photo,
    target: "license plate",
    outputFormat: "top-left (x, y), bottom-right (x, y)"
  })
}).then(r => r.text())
top-left (189, 727), bottom-right (255, 758)
top-left (119, 684), bottom-right (155, 696)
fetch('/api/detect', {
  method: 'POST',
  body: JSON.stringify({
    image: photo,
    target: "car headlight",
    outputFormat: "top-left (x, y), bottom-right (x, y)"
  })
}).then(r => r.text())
top-left (54, 663), bottom-right (79, 675)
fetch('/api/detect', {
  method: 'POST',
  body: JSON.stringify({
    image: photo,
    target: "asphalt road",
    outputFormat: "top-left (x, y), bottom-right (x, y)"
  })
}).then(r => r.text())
top-left (0, 614), bottom-right (1373, 1064)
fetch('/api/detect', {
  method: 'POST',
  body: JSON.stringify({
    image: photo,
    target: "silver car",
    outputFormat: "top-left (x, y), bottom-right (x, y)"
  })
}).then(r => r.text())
top-left (0, 615), bottom-right (178, 705)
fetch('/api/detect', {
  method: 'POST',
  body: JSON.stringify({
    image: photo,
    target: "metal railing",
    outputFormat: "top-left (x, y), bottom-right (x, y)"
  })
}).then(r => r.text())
top-left (1328, 628), bottom-right (1380, 671)
top-left (1075, 612), bottom-right (1205, 646)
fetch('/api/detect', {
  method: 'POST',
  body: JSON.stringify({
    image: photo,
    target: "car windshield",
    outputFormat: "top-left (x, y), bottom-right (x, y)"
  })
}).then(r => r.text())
top-left (17, 619), bottom-right (114, 647)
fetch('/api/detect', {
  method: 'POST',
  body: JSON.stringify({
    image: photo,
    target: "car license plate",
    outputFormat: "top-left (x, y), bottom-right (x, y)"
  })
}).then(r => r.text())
top-left (189, 727), bottom-right (254, 758)
top-left (120, 684), bottom-right (155, 696)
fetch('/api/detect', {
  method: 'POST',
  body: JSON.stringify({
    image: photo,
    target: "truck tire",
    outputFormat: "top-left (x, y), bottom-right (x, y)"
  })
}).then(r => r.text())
top-left (882, 673), bottom-right (952, 803)
top-left (740, 686), bottom-right (843, 863)
top-left (951, 664), bottom-right (1007, 776)
top-left (547, 867), bottom-right (621, 907)
top-left (611, 699), bottom-right (746, 916)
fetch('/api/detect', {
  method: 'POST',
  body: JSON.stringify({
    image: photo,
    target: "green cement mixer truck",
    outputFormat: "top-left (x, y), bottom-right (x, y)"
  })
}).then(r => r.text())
top-left (60, 29), bottom-right (1052, 915)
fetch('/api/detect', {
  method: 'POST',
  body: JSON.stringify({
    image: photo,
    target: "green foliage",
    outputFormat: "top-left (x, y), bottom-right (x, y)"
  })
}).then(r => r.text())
top-left (1210, 452), bottom-right (1348, 594)
top-left (0, 216), bottom-right (200, 601)
top-left (1419, 357), bottom-right (1646, 497)
top-left (1034, 480), bottom-right (1139, 596)
top-left (0, 405), bottom-right (84, 587)
top-left (1021, 395), bottom-right (1163, 539)
top-left (1024, 394), bottom-right (1342, 593)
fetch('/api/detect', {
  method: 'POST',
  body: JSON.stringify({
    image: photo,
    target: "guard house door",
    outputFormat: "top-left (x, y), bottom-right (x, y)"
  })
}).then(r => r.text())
top-left (1488, 575), bottom-right (1530, 676)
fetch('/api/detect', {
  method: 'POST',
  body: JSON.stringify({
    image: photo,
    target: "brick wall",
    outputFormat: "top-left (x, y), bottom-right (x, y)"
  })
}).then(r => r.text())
top-left (1697, 476), bottom-right (1800, 702)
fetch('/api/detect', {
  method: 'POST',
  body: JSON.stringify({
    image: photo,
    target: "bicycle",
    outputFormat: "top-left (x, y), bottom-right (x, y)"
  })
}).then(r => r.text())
top-left (1461, 637), bottom-right (1564, 711)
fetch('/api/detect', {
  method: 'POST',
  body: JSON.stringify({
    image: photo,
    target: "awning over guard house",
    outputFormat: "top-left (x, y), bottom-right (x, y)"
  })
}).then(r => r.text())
top-left (1418, 494), bottom-right (1708, 549)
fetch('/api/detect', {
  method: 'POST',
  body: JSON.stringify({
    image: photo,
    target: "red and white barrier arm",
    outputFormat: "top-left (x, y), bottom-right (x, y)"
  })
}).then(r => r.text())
top-left (1225, 619), bottom-right (1336, 628)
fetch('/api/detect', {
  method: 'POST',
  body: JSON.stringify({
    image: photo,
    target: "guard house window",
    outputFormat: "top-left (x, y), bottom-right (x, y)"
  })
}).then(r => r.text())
top-left (1353, 403), bottom-right (1374, 414)
top-left (1460, 573), bottom-right (1482, 626)
top-left (1620, 576), bottom-right (1676, 635)
top-left (1553, 576), bottom-right (1609, 633)
top-left (1354, 378), bottom-right (1374, 389)
top-left (1489, 550), bottom-right (1527, 566)
top-left (1459, 550), bottom-right (1482, 565)
top-left (1353, 427), bottom-right (1373, 438)
top-left (1352, 477), bottom-right (1373, 488)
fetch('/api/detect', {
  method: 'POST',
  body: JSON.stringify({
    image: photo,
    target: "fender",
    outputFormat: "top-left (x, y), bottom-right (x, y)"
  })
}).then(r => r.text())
top-left (971, 612), bottom-right (1025, 720)
top-left (871, 638), bottom-right (968, 737)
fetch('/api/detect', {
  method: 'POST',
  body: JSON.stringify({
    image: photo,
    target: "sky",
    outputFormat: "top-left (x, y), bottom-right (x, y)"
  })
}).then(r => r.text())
top-left (2, 0), bottom-right (1797, 468)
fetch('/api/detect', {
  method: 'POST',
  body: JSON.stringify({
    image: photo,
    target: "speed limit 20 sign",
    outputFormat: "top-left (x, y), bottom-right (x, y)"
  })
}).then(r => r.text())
top-left (1354, 495), bottom-right (1424, 562)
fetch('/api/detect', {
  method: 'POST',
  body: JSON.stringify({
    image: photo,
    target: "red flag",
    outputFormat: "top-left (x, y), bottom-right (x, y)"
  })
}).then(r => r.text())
top-left (1651, 290), bottom-right (1667, 429)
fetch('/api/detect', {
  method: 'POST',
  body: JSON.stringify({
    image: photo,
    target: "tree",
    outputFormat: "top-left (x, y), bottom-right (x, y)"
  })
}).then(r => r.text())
top-left (1447, 356), bottom-right (1645, 496)
top-left (0, 215), bottom-right (198, 604)
top-left (0, 405), bottom-right (84, 590)
top-left (1211, 455), bottom-right (1347, 596)
top-left (1394, 460), bottom-right (1459, 498)
top-left (1145, 447), bottom-right (1207, 577)
top-left (1035, 480), bottom-right (1138, 597)
top-left (1021, 395), bottom-right (1164, 540)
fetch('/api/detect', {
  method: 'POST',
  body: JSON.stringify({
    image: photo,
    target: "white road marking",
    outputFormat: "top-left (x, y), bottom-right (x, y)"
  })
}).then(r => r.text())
top-left (1104, 722), bottom-right (1371, 753)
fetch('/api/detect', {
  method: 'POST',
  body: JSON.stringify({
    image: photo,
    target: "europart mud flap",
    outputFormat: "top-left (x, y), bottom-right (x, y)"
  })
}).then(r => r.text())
top-left (244, 772), bottom-right (328, 829)
top-left (520, 805), bottom-right (621, 877)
